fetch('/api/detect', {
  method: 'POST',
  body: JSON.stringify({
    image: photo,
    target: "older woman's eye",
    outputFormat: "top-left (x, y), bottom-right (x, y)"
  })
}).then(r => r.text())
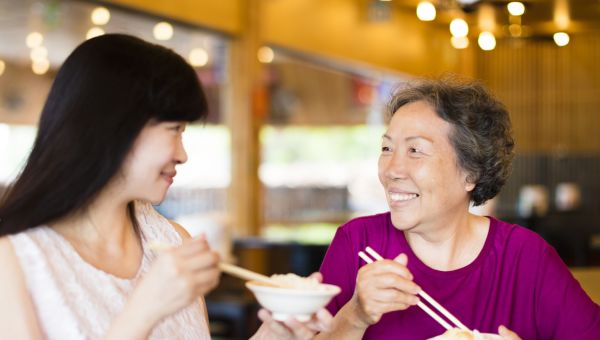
top-left (409, 147), bottom-right (421, 154)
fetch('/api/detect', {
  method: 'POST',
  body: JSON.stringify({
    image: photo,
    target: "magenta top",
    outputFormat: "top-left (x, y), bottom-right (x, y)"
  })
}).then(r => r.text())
top-left (319, 213), bottom-right (600, 339)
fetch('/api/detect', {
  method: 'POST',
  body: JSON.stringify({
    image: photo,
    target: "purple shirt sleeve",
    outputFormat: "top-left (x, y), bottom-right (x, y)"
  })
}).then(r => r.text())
top-left (319, 226), bottom-right (357, 316)
top-left (534, 242), bottom-right (600, 339)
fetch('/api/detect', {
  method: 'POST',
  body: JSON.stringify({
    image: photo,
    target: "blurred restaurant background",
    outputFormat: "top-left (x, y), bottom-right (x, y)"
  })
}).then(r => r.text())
top-left (0, 0), bottom-right (599, 338)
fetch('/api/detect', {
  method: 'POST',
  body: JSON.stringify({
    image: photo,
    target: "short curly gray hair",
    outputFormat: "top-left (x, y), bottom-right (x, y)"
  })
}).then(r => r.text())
top-left (387, 77), bottom-right (515, 206)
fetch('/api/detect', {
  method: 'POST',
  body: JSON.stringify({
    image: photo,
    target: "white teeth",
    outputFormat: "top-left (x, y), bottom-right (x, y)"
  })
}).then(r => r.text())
top-left (389, 193), bottom-right (418, 202)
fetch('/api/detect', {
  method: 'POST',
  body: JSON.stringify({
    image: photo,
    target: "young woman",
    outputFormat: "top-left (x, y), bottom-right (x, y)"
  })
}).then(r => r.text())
top-left (0, 34), bottom-right (329, 340)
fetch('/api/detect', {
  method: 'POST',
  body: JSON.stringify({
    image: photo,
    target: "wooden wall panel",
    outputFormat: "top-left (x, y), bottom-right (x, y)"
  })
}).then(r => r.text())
top-left (476, 35), bottom-right (600, 153)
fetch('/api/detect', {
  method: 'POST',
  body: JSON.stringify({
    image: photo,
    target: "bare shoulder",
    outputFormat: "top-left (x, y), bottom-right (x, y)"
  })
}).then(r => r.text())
top-left (0, 236), bottom-right (44, 338)
top-left (0, 236), bottom-right (21, 274)
top-left (168, 220), bottom-right (191, 240)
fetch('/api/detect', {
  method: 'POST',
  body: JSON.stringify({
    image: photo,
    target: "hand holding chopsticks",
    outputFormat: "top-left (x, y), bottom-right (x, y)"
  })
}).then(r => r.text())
top-left (358, 246), bottom-right (470, 332)
top-left (149, 241), bottom-right (286, 288)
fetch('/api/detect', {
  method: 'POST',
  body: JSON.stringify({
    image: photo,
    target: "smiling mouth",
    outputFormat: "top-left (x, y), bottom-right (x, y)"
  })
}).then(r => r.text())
top-left (389, 193), bottom-right (419, 202)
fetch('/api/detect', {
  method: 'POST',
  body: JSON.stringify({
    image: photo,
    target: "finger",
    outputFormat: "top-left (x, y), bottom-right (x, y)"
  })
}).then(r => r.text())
top-left (284, 317), bottom-right (315, 340)
top-left (308, 308), bottom-right (332, 332)
top-left (308, 272), bottom-right (323, 282)
top-left (368, 287), bottom-right (420, 306)
top-left (361, 260), bottom-right (414, 281)
top-left (259, 310), bottom-right (293, 337)
top-left (498, 325), bottom-right (521, 340)
top-left (182, 251), bottom-right (220, 272)
top-left (177, 236), bottom-right (210, 257)
top-left (393, 253), bottom-right (408, 266)
top-left (364, 272), bottom-right (421, 294)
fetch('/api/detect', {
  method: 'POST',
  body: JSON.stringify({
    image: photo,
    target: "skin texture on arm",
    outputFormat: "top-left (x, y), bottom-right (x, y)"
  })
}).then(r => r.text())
top-left (0, 237), bottom-right (45, 340)
top-left (168, 220), bottom-right (211, 326)
top-left (104, 219), bottom-right (220, 340)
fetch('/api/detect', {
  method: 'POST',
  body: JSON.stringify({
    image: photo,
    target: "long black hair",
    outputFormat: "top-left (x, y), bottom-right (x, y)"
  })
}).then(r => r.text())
top-left (0, 34), bottom-right (208, 236)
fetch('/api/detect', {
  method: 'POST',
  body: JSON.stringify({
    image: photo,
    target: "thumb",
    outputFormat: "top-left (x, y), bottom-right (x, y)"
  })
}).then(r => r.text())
top-left (394, 253), bottom-right (408, 266)
top-left (498, 325), bottom-right (521, 340)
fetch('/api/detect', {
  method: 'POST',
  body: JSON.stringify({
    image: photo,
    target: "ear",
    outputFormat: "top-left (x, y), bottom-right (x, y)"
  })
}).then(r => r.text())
top-left (463, 172), bottom-right (476, 192)
top-left (465, 181), bottom-right (476, 192)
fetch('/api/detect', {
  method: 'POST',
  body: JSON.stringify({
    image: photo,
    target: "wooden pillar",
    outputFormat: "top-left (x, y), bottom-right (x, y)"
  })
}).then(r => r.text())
top-left (226, 0), bottom-right (264, 236)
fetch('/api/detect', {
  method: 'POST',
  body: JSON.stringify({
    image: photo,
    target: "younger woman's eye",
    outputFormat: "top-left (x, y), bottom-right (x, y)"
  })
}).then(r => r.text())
top-left (381, 146), bottom-right (391, 152)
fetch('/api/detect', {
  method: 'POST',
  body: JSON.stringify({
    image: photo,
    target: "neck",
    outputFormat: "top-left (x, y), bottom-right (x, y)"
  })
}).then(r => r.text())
top-left (405, 212), bottom-right (489, 271)
top-left (54, 185), bottom-right (136, 251)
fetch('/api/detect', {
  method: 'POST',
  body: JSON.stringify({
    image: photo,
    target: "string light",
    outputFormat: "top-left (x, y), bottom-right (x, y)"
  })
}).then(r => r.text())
top-left (189, 48), bottom-right (209, 67)
top-left (32, 59), bottom-right (50, 75)
top-left (450, 18), bottom-right (469, 37)
top-left (91, 7), bottom-right (111, 25)
top-left (553, 32), bottom-right (570, 47)
top-left (153, 22), bottom-right (173, 41)
top-left (257, 46), bottom-right (274, 63)
top-left (478, 31), bottom-right (496, 51)
top-left (507, 2), bottom-right (525, 16)
top-left (416, 1), bottom-right (436, 21)
top-left (26, 32), bottom-right (43, 48)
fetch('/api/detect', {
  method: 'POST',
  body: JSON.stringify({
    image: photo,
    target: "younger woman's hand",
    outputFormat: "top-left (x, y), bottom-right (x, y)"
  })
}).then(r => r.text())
top-left (130, 236), bottom-right (221, 322)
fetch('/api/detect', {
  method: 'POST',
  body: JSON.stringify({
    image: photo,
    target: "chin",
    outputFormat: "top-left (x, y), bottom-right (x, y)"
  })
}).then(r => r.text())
top-left (390, 214), bottom-right (418, 231)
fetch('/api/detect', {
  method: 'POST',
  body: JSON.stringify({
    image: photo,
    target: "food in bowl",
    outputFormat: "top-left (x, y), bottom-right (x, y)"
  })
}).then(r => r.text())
top-left (429, 328), bottom-right (502, 340)
top-left (246, 275), bottom-right (341, 322)
top-left (269, 273), bottom-right (328, 290)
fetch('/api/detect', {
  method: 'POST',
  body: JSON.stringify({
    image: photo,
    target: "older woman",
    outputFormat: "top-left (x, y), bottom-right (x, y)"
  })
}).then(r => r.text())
top-left (316, 78), bottom-right (600, 339)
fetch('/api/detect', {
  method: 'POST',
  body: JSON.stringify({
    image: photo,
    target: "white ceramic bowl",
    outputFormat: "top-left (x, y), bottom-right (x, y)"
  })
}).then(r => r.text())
top-left (428, 330), bottom-right (502, 340)
top-left (246, 281), bottom-right (341, 322)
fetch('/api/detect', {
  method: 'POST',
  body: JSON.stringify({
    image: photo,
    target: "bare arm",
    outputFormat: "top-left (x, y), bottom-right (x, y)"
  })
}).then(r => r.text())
top-left (169, 220), bottom-right (211, 326)
top-left (0, 237), bottom-right (45, 340)
top-left (105, 220), bottom-right (220, 339)
top-left (313, 297), bottom-right (368, 340)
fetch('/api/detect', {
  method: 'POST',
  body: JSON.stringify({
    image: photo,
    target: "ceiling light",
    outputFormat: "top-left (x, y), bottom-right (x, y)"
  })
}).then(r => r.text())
top-left (26, 32), bottom-right (43, 48)
top-left (189, 48), bottom-right (209, 67)
top-left (478, 31), bottom-right (496, 51)
top-left (32, 59), bottom-right (50, 75)
top-left (153, 22), bottom-right (173, 41)
top-left (450, 18), bottom-right (469, 37)
top-left (257, 46), bottom-right (274, 63)
top-left (91, 7), bottom-right (111, 26)
top-left (416, 1), bottom-right (436, 22)
top-left (553, 32), bottom-right (570, 47)
top-left (507, 2), bottom-right (525, 16)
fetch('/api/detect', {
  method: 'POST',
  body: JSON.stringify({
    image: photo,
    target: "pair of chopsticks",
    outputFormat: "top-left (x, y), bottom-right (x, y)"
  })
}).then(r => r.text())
top-left (148, 241), bottom-right (284, 287)
top-left (358, 246), bottom-right (469, 331)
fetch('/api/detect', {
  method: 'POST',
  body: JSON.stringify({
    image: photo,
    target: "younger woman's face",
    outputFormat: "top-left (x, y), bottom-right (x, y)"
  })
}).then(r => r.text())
top-left (119, 120), bottom-right (188, 204)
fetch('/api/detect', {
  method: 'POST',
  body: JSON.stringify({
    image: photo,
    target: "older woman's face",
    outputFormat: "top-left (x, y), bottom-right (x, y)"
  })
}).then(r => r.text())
top-left (378, 100), bottom-right (474, 232)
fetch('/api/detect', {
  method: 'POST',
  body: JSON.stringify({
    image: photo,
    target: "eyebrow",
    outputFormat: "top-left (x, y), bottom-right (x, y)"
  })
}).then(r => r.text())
top-left (382, 134), bottom-right (434, 143)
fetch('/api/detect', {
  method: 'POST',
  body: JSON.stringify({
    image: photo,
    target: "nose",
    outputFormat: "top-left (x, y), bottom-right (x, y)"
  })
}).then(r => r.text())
top-left (383, 151), bottom-right (408, 181)
top-left (175, 139), bottom-right (188, 165)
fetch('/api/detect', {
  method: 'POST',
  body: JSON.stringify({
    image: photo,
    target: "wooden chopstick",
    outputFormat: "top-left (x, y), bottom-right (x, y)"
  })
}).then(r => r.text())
top-left (148, 241), bottom-right (284, 287)
top-left (359, 247), bottom-right (469, 331)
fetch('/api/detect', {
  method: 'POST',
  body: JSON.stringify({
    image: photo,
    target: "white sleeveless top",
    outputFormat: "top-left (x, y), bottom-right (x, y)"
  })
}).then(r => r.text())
top-left (8, 201), bottom-right (210, 340)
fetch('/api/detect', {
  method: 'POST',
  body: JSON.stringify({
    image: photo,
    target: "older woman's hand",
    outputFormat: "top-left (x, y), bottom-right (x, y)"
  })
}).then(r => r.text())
top-left (352, 253), bottom-right (421, 327)
top-left (252, 308), bottom-right (332, 340)
top-left (250, 272), bottom-right (333, 340)
top-left (498, 325), bottom-right (522, 340)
